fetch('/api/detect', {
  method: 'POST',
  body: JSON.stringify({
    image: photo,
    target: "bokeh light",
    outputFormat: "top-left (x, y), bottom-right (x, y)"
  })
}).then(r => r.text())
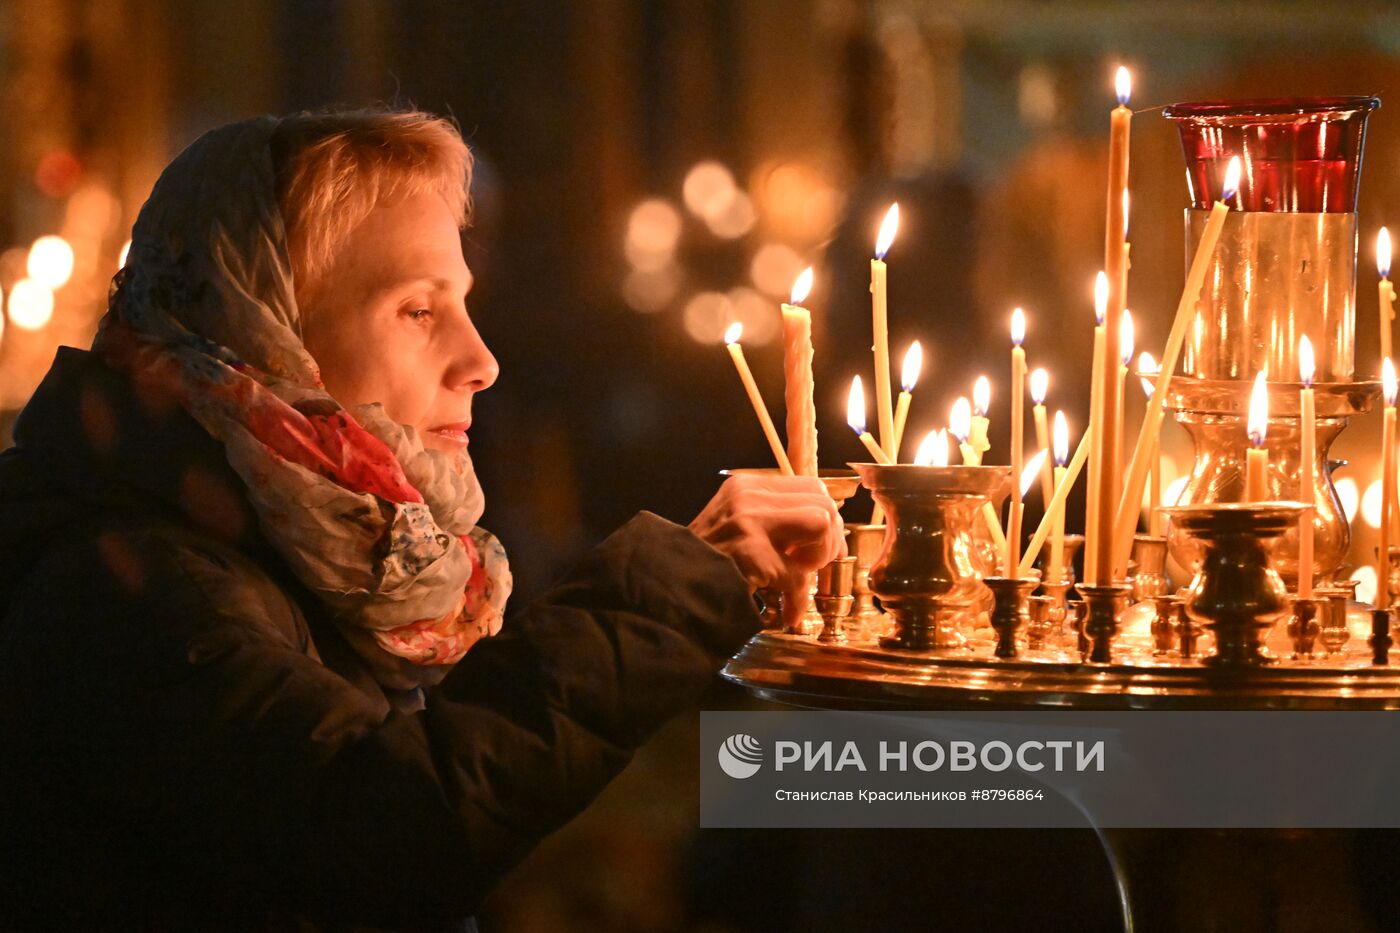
top-left (681, 291), bottom-right (733, 344)
top-left (8, 278), bottom-right (54, 330)
top-left (1352, 566), bottom-right (1378, 607)
top-left (1336, 477), bottom-right (1360, 525)
top-left (1362, 479), bottom-right (1384, 529)
top-left (624, 198), bottom-right (682, 271)
top-left (621, 264), bottom-right (682, 314)
top-left (749, 242), bottom-right (804, 297)
top-left (682, 161), bottom-right (738, 221)
top-left (27, 235), bottom-right (74, 290)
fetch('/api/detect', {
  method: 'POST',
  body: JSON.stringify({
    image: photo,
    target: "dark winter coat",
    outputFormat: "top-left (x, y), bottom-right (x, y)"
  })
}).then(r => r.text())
top-left (0, 347), bottom-right (758, 930)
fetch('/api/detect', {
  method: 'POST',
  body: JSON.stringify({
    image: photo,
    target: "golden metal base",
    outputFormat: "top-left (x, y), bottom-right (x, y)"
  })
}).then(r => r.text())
top-left (722, 631), bottom-right (1400, 710)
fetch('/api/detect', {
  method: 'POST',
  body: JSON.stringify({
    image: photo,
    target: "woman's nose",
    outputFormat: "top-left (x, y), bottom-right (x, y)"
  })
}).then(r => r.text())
top-left (448, 314), bottom-right (499, 392)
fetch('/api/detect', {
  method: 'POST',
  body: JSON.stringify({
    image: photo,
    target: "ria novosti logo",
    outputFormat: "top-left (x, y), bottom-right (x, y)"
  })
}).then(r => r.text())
top-left (718, 733), bottom-right (764, 779)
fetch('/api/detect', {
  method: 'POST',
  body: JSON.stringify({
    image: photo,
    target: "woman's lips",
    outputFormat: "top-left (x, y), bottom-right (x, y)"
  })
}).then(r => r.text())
top-left (427, 422), bottom-right (470, 446)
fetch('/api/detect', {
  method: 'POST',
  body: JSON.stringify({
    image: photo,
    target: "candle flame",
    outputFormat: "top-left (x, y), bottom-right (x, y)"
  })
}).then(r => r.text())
top-left (900, 340), bottom-right (923, 392)
top-left (1093, 271), bottom-right (1108, 326)
top-left (1379, 227), bottom-right (1392, 279)
top-left (1247, 370), bottom-right (1269, 447)
top-left (847, 375), bottom-right (868, 434)
top-left (875, 203), bottom-right (900, 259)
top-left (973, 376), bottom-right (991, 417)
top-left (1138, 351), bottom-right (1159, 398)
top-left (915, 428), bottom-right (949, 467)
top-left (950, 397), bottom-right (972, 441)
top-left (1299, 336), bottom-right (1315, 388)
top-left (790, 266), bottom-right (814, 305)
top-left (1385, 357), bottom-right (1397, 408)
top-left (723, 322), bottom-right (743, 345)
top-left (1114, 66), bottom-right (1131, 106)
top-left (1120, 309), bottom-right (1135, 366)
top-left (1222, 156), bottom-right (1242, 203)
top-left (1053, 410), bottom-right (1069, 466)
top-left (1030, 368), bottom-right (1049, 406)
top-left (1021, 449), bottom-right (1050, 499)
top-left (1010, 307), bottom-right (1026, 346)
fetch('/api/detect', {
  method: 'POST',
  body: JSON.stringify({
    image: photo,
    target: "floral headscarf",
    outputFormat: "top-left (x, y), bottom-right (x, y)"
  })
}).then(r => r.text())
top-left (92, 114), bottom-right (511, 692)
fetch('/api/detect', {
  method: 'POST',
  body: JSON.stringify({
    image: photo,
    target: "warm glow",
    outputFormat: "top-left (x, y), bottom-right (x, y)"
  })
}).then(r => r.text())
top-left (1021, 449), bottom-right (1049, 499)
top-left (1353, 566), bottom-right (1379, 607)
top-left (915, 428), bottom-right (949, 467)
top-left (27, 235), bottom-right (74, 290)
top-left (900, 340), bottom-right (923, 392)
top-left (1380, 228), bottom-right (1393, 279)
top-left (1386, 357), bottom-right (1398, 407)
top-left (682, 161), bottom-right (738, 221)
top-left (1299, 336), bottom-right (1315, 388)
top-left (846, 376), bottom-right (868, 435)
top-left (724, 322), bottom-right (743, 345)
top-left (874, 203), bottom-right (900, 259)
top-left (625, 199), bottom-right (682, 270)
top-left (1222, 156), bottom-right (1242, 202)
top-left (1122, 189), bottom-right (1130, 237)
top-left (1247, 371), bottom-right (1269, 446)
top-left (8, 278), bottom-right (53, 330)
top-left (1052, 410), bottom-right (1069, 466)
top-left (1337, 477), bottom-right (1360, 525)
top-left (119, 238), bottom-right (132, 268)
top-left (1010, 307), bottom-right (1026, 346)
top-left (1120, 310), bottom-right (1135, 366)
top-left (1138, 351), bottom-right (1159, 398)
top-left (790, 266), bottom-right (814, 305)
top-left (972, 376), bottom-right (991, 417)
top-left (1093, 271), bottom-right (1108, 326)
top-left (950, 397), bottom-right (972, 442)
top-left (1363, 479), bottom-right (1384, 529)
top-left (1165, 474), bottom-right (1190, 509)
top-left (1030, 368), bottom-right (1049, 406)
top-left (1114, 66), bottom-right (1131, 106)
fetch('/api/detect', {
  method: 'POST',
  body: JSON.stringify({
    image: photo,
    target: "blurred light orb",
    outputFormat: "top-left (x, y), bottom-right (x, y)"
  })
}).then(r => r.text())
top-left (1164, 475), bottom-right (1189, 510)
top-left (1352, 566), bottom-right (1378, 607)
top-left (1336, 477), bottom-right (1360, 525)
top-left (624, 198), bottom-right (682, 271)
top-left (750, 243), bottom-right (804, 297)
top-left (34, 150), bottom-right (81, 198)
top-left (705, 190), bottom-right (755, 239)
top-left (682, 161), bottom-right (738, 222)
top-left (119, 239), bottom-right (132, 268)
top-left (9, 278), bottom-right (54, 330)
top-left (726, 287), bottom-right (779, 347)
top-left (1362, 479), bottom-right (1384, 529)
top-left (621, 264), bottom-right (682, 314)
top-left (27, 235), bottom-right (74, 290)
top-left (66, 183), bottom-right (120, 234)
top-left (754, 161), bottom-right (840, 240)
top-left (682, 291), bottom-right (733, 344)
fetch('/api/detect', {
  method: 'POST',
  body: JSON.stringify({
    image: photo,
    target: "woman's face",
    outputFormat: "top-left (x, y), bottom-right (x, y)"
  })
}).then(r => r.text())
top-left (301, 190), bottom-right (498, 456)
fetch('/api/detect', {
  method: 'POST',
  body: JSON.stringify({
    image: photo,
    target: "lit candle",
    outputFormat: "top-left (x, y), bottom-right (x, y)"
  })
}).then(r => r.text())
top-left (1298, 337), bottom-right (1316, 598)
top-left (1048, 411), bottom-right (1070, 583)
top-left (847, 376), bottom-right (893, 465)
top-left (893, 340), bottom-right (923, 460)
top-left (1008, 309), bottom-right (1028, 574)
top-left (1138, 351), bottom-right (1162, 536)
top-left (970, 376), bottom-right (991, 464)
top-left (1245, 371), bottom-right (1269, 502)
top-left (950, 395), bottom-right (1007, 555)
top-left (951, 397), bottom-right (977, 466)
top-left (1030, 368), bottom-right (1055, 505)
top-left (1085, 272), bottom-right (1109, 583)
top-left (1381, 358), bottom-right (1397, 608)
top-left (724, 323), bottom-right (795, 476)
top-left (871, 205), bottom-right (900, 458)
top-left (914, 428), bottom-right (950, 467)
top-left (1112, 156), bottom-right (1242, 579)
top-left (1380, 228), bottom-right (1394, 364)
top-left (781, 267), bottom-right (819, 476)
top-left (1091, 65), bottom-right (1132, 587)
top-left (1020, 424), bottom-right (1093, 579)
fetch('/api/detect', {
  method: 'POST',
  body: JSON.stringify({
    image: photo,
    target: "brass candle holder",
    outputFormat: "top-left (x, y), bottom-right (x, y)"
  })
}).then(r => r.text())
top-left (1168, 502), bottom-right (1305, 667)
top-left (1075, 582), bottom-right (1132, 663)
top-left (845, 523), bottom-right (889, 639)
top-left (851, 463), bottom-right (1010, 651)
top-left (984, 576), bottom-right (1039, 659)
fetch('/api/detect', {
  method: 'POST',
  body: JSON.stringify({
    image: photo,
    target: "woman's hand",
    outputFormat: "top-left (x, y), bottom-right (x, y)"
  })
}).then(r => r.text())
top-left (688, 473), bottom-right (845, 628)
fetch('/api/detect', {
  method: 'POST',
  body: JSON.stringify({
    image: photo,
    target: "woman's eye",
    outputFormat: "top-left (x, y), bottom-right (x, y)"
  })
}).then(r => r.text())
top-left (406, 308), bottom-right (433, 322)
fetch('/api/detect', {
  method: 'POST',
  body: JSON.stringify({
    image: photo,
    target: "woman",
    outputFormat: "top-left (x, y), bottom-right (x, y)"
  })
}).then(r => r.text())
top-left (0, 110), bottom-right (842, 930)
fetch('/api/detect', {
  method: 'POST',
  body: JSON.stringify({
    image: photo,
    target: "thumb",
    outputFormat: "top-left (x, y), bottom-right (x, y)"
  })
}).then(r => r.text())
top-left (782, 573), bottom-right (812, 629)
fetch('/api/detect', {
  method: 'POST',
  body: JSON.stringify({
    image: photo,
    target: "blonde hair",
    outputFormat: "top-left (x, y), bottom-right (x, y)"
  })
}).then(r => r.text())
top-left (272, 108), bottom-right (472, 310)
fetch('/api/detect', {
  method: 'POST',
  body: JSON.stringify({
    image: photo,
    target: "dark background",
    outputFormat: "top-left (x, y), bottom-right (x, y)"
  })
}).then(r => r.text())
top-left (5, 2), bottom-right (1400, 929)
